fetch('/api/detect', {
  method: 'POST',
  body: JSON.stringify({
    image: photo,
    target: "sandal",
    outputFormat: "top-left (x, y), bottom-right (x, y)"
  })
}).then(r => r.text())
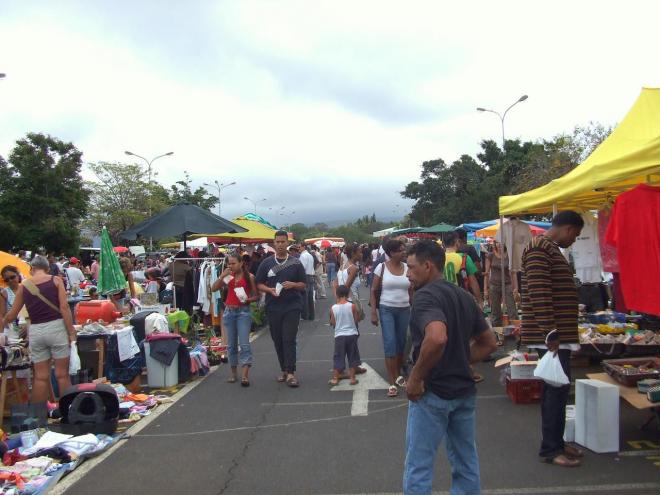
top-left (286, 376), bottom-right (300, 388)
top-left (542, 454), bottom-right (581, 468)
top-left (564, 445), bottom-right (584, 458)
top-left (227, 376), bottom-right (237, 384)
top-left (387, 385), bottom-right (398, 398)
top-left (473, 373), bottom-right (484, 383)
top-left (329, 377), bottom-right (339, 386)
top-left (277, 373), bottom-right (287, 383)
top-left (241, 378), bottom-right (250, 388)
top-left (356, 366), bottom-right (367, 375)
top-left (395, 376), bottom-right (407, 387)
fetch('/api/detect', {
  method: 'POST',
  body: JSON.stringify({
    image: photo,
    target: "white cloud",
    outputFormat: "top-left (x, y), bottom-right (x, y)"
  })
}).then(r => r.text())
top-left (1, 0), bottom-right (659, 224)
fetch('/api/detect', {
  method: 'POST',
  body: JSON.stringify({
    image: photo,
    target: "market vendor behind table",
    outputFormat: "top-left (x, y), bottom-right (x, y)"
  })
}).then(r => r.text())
top-left (2, 255), bottom-right (77, 404)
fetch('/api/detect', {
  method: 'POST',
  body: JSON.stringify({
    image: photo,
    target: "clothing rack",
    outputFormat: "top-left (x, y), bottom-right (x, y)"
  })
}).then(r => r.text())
top-left (170, 258), bottom-right (226, 314)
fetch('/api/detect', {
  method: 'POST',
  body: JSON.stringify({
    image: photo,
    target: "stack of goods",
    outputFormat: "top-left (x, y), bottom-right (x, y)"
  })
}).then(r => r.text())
top-left (495, 351), bottom-right (542, 404)
top-left (603, 357), bottom-right (660, 386)
top-left (625, 330), bottom-right (660, 356)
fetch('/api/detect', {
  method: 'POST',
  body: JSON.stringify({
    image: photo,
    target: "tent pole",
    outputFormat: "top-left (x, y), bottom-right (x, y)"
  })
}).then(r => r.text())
top-left (552, 203), bottom-right (558, 216)
top-left (183, 234), bottom-right (187, 252)
top-left (500, 215), bottom-right (506, 325)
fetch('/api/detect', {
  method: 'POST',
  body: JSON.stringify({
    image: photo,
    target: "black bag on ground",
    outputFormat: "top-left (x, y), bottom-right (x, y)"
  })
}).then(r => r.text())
top-left (58, 383), bottom-right (119, 435)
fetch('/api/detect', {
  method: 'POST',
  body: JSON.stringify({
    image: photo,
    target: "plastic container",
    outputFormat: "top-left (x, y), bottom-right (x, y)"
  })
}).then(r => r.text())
top-left (75, 300), bottom-right (122, 324)
top-left (506, 377), bottom-right (542, 404)
top-left (144, 341), bottom-right (178, 388)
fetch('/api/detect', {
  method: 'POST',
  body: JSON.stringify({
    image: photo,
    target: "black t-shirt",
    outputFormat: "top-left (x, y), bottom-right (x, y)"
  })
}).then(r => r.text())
top-left (410, 279), bottom-right (489, 400)
top-left (255, 256), bottom-right (307, 313)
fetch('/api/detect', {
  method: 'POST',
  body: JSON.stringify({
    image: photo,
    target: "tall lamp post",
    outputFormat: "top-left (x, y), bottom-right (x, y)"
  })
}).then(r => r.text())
top-left (204, 180), bottom-right (236, 217)
top-left (124, 150), bottom-right (174, 250)
top-left (477, 94), bottom-right (528, 149)
top-left (244, 196), bottom-right (267, 213)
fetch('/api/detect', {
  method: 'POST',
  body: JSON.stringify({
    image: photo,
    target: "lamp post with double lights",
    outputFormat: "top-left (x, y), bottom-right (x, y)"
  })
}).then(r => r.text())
top-left (244, 196), bottom-right (267, 214)
top-left (124, 150), bottom-right (174, 250)
top-left (204, 180), bottom-right (236, 217)
top-left (477, 94), bottom-right (528, 149)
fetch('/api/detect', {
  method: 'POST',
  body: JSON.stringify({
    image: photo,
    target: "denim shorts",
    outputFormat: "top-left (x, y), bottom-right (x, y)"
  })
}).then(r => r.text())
top-left (379, 305), bottom-right (410, 358)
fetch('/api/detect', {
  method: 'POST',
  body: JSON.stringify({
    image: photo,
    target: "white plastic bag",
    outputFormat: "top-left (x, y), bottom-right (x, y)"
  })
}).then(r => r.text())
top-left (69, 341), bottom-right (81, 375)
top-left (533, 351), bottom-right (569, 387)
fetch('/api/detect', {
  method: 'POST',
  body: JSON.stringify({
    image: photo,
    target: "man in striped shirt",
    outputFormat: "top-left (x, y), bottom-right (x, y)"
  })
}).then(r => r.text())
top-left (521, 211), bottom-right (584, 468)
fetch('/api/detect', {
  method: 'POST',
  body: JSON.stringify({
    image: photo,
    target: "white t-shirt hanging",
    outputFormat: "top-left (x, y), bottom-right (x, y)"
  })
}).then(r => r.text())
top-left (569, 212), bottom-right (602, 284)
top-left (495, 219), bottom-right (532, 272)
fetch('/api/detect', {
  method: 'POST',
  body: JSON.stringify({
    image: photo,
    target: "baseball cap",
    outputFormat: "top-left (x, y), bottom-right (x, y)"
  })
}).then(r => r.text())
top-left (69, 257), bottom-right (80, 264)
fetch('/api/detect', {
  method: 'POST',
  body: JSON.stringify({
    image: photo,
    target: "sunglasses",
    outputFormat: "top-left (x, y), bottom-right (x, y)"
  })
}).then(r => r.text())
top-left (3, 274), bottom-right (18, 283)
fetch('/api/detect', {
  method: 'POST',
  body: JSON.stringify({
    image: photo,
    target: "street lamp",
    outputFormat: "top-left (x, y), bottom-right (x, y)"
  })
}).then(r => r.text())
top-left (124, 150), bottom-right (174, 250)
top-left (243, 196), bottom-right (267, 213)
top-left (203, 180), bottom-right (236, 217)
top-left (477, 94), bottom-right (528, 149)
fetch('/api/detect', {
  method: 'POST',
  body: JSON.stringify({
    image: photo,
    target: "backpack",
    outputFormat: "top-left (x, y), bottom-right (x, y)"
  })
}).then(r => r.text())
top-left (444, 253), bottom-right (469, 290)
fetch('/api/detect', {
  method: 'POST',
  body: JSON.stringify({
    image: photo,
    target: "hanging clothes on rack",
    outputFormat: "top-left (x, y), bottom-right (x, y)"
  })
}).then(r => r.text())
top-left (495, 218), bottom-right (532, 272)
top-left (605, 184), bottom-right (660, 315)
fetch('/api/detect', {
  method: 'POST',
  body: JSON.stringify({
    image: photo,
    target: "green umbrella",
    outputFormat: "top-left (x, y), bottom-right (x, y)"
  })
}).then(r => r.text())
top-left (98, 227), bottom-right (126, 296)
top-left (419, 222), bottom-right (456, 234)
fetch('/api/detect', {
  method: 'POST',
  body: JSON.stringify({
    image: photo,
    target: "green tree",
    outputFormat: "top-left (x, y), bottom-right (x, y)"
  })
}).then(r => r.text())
top-left (0, 133), bottom-right (89, 253)
top-left (169, 171), bottom-right (217, 210)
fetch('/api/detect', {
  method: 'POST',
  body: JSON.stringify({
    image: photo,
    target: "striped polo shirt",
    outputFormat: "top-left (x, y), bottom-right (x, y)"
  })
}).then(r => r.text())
top-left (520, 236), bottom-right (579, 345)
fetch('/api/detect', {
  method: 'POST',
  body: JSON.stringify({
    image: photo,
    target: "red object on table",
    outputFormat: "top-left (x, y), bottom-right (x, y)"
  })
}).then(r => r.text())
top-left (113, 246), bottom-right (129, 253)
top-left (75, 300), bottom-right (122, 324)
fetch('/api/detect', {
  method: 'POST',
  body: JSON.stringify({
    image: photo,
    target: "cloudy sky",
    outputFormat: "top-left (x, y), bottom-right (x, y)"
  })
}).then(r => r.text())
top-left (1, 1), bottom-right (659, 226)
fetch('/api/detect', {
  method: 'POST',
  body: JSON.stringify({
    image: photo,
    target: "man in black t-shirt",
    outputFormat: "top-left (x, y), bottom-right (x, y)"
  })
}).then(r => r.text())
top-left (403, 240), bottom-right (496, 494)
top-left (256, 231), bottom-right (307, 388)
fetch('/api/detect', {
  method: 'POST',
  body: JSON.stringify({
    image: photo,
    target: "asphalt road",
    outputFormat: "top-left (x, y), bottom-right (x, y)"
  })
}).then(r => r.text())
top-left (64, 286), bottom-right (660, 495)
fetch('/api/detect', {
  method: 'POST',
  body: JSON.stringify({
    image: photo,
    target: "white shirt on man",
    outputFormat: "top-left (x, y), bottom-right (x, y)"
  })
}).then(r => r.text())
top-left (66, 266), bottom-right (86, 286)
top-left (299, 250), bottom-right (315, 276)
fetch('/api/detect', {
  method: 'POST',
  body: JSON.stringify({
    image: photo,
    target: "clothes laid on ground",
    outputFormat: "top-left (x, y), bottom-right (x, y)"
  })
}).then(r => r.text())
top-left (569, 212), bottom-right (602, 284)
top-left (520, 236), bottom-right (579, 345)
top-left (605, 184), bottom-right (660, 315)
top-left (409, 279), bottom-right (489, 400)
top-left (496, 218), bottom-right (532, 272)
top-left (374, 262), bottom-right (410, 308)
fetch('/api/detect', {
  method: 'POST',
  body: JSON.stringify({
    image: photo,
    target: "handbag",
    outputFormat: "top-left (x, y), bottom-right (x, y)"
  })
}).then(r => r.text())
top-left (353, 298), bottom-right (365, 322)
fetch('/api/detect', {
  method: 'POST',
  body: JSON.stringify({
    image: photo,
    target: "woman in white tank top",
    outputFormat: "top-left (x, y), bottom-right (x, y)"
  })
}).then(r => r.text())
top-left (369, 239), bottom-right (412, 397)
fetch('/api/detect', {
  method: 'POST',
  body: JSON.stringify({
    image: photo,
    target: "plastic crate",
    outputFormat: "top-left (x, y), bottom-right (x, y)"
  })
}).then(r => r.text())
top-left (506, 377), bottom-right (543, 404)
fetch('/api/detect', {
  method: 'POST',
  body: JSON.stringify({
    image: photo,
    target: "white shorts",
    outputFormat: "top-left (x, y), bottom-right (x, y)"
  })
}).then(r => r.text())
top-left (29, 319), bottom-right (70, 363)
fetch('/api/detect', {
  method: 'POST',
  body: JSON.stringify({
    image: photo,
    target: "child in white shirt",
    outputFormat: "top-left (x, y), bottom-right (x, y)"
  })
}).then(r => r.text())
top-left (329, 285), bottom-right (360, 386)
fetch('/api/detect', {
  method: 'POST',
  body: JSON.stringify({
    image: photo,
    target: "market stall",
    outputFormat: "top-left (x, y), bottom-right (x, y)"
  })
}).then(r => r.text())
top-left (495, 87), bottom-right (660, 431)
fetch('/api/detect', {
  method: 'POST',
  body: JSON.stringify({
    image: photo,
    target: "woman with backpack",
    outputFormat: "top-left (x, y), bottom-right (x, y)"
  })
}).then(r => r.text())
top-left (370, 239), bottom-right (412, 398)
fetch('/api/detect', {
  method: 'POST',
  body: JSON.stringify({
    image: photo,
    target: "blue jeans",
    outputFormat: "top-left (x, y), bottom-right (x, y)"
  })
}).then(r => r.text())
top-left (379, 305), bottom-right (410, 358)
top-left (326, 263), bottom-right (336, 285)
top-left (404, 392), bottom-right (480, 495)
top-left (223, 307), bottom-right (253, 367)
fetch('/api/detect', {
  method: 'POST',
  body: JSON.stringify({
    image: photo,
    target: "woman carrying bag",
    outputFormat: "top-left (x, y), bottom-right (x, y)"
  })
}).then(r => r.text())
top-left (2, 256), bottom-right (77, 403)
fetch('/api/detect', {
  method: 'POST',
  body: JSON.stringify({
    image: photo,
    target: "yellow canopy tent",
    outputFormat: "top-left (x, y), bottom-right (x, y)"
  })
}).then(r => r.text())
top-left (198, 218), bottom-right (294, 244)
top-left (499, 87), bottom-right (660, 215)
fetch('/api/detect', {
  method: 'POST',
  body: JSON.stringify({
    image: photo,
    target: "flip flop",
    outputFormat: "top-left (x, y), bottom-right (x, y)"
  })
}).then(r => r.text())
top-left (286, 376), bottom-right (300, 388)
top-left (542, 454), bottom-right (581, 468)
top-left (241, 378), bottom-right (250, 388)
top-left (328, 378), bottom-right (339, 386)
top-left (395, 376), bottom-right (407, 387)
top-left (227, 376), bottom-right (237, 384)
top-left (564, 445), bottom-right (584, 458)
top-left (277, 373), bottom-right (287, 383)
top-left (387, 385), bottom-right (398, 398)
top-left (473, 373), bottom-right (484, 383)
top-left (356, 366), bottom-right (367, 375)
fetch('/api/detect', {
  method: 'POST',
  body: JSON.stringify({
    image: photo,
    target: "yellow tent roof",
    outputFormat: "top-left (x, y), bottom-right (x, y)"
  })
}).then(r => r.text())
top-left (196, 218), bottom-right (293, 244)
top-left (499, 87), bottom-right (660, 215)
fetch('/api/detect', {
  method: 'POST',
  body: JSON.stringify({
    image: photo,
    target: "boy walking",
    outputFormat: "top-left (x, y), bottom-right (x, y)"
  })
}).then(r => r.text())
top-left (329, 285), bottom-right (361, 386)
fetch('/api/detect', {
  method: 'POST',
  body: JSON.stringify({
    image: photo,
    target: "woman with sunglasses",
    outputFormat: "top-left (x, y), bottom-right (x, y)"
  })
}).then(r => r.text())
top-left (2, 256), bottom-right (76, 403)
top-left (0, 265), bottom-right (23, 339)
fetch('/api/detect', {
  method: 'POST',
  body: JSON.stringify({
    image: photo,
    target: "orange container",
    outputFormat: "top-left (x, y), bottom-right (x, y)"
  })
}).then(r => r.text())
top-left (75, 300), bottom-right (122, 324)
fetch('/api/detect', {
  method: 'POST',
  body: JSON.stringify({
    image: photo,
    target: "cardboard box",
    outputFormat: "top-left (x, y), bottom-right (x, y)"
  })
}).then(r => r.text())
top-left (510, 361), bottom-right (538, 380)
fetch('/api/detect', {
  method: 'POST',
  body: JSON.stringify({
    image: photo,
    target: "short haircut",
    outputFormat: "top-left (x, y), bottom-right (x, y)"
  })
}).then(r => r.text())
top-left (383, 239), bottom-right (405, 256)
top-left (444, 232), bottom-right (458, 248)
top-left (552, 211), bottom-right (585, 229)
top-left (30, 255), bottom-right (50, 271)
top-left (274, 230), bottom-right (289, 240)
top-left (454, 228), bottom-right (468, 241)
top-left (336, 285), bottom-right (350, 298)
top-left (408, 240), bottom-right (446, 271)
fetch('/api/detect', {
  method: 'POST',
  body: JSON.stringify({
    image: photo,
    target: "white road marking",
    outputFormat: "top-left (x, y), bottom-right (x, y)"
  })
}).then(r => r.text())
top-left (324, 482), bottom-right (660, 494)
top-left (260, 399), bottom-right (407, 406)
top-left (617, 449), bottom-right (660, 457)
top-left (331, 362), bottom-right (390, 416)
